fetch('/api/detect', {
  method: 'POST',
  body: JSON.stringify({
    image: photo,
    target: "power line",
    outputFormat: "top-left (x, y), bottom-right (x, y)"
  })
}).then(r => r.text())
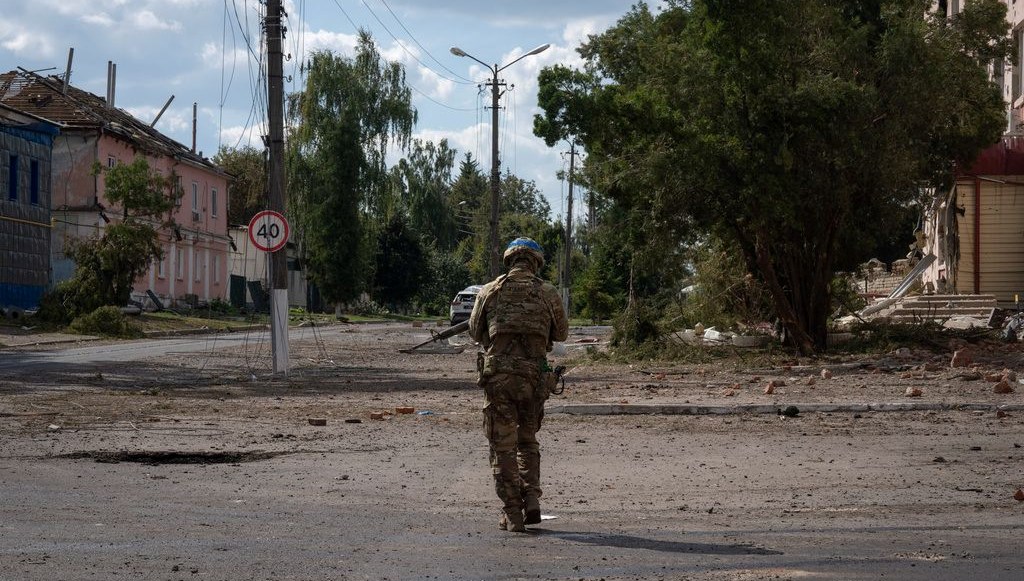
top-left (359, 0), bottom-right (474, 86)
top-left (223, 0), bottom-right (268, 151)
top-left (376, 0), bottom-right (474, 84)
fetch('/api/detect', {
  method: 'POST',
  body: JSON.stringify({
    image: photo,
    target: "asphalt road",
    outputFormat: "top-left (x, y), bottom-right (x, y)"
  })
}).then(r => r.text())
top-left (1, 324), bottom-right (1022, 580)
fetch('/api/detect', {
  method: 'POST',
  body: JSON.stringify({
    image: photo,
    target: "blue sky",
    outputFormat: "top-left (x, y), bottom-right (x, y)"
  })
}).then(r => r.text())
top-left (1, 0), bottom-right (653, 222)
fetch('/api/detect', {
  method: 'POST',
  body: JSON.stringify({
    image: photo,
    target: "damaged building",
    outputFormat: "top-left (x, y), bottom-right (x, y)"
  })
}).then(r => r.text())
top-left (0, 67), bottom-right (231, 310)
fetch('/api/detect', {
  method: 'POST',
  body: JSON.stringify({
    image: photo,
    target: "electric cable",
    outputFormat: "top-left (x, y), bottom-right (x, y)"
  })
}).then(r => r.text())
top-left (374, 0), bottom-right (475, 84)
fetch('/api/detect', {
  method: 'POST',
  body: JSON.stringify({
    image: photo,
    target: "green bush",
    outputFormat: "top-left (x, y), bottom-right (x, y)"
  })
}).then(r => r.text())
top-left (206, 297), bottom-right (236, 315)
top-left (36, 279), bottom-right (104, 324)
top-left (666, 237), bottom-right (774, 333)
top-left (69, 306), bottom-right (141, 338)
top-left (611, 300), bottom-right (661, 348)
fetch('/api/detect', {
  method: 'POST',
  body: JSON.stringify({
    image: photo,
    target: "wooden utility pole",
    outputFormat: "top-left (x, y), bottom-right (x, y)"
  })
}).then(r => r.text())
top-left (266, 0), bottom-right (289, 374)
top-left (562, 141), bottom-right (576, 316)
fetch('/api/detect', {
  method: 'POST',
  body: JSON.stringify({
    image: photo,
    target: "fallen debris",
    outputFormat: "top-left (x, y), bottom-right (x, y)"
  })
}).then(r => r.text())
top-left (308, 418), bottom-right (327, 426)
top-left (780, 406), bottom-right (800, 417)
top-left (993, 380), bottom-right (1014, 394)
top-left (950, 349), bottom-right (973, 368)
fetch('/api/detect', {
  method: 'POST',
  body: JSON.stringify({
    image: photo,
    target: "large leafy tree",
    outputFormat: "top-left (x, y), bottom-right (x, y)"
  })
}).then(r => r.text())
top-left (373, 214), bottom-right (427, 311)
top-left (287, 30), bottom-right (416, 306)
top-left (543, 0), bottom-right (1010, 353)
top-left (390, 138), bottom-right (458, 250)
top-left (450, 154), bottom-right (490, 276)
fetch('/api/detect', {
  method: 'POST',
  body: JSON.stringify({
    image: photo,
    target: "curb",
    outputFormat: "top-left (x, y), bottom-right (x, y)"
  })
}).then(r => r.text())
top-left (0, 334), bottom-right (100, 348)
top-left (142, 325), bottom-right (266, 338)
top-left (546, 402), bottom-right (1024, 416)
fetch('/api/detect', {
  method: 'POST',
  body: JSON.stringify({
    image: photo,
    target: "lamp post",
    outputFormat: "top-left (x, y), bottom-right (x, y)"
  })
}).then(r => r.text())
top-left (450, 43), bottom-right (550, 278)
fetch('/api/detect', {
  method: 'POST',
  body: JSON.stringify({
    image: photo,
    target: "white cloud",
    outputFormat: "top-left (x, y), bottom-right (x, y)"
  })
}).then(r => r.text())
top-left (35, 0), bottom-right (129, 17)
top-left (1, 29), bottom-right (56, 59)
top-left (219, 122), bottom-right (265, 151)
top-left (415, 68), bottom-right (454, 101)
top-left (130, 10), bottom-right (183, 32)
top-left (302, 28), bottom-right (359, 55)
top-left (562, 17), bottom-right (609, 53)
top-left (200, 42), bottom-right (250, 72)
top-left (378, 39), bottom-right (415, 64)
top-left (81, 12), bottom-right (116, 27)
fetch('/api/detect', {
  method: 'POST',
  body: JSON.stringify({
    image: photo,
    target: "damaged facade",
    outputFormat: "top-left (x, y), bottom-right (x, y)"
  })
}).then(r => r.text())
top-left (0, 104), bottom-right (59, 313)
top-left (0, 69), bottom-right (230, 309)
top-left (917, 1), bottom-right (1024, 308)
top-left (921, 138), bottom-right (1024, 307)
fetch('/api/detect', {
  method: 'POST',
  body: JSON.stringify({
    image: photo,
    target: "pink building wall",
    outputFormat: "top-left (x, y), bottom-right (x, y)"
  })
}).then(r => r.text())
top-left (52, 131), bottom-right (230, 308)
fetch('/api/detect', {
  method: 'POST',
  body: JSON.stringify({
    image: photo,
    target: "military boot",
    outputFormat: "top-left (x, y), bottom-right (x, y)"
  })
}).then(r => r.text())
top-left (499, 509), bottom-right (526, 532)
top-left (518, 449), bottom-right (542, 525)
top-left (523, 495), bottom-right (541, 525)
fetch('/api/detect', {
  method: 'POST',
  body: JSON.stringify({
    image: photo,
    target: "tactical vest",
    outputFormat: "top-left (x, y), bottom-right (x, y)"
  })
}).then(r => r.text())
top-left (486, 273), bottom-right (552, 342)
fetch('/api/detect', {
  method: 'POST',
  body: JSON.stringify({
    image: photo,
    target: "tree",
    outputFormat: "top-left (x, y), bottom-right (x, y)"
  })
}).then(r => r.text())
top-left (449, 154), bottom-right (490, 279)
top-left (287, 30), bottom-right (416, 306)
top-left (500, 172), bottom-right (551, 220)
top-left (550, 0), bottom-right (1010, 353)
top-left (40, 158), bottom-right (176, 322)
top-left (213, 145), bottom-right (266, 226)
top-left (391, 139), bottom-right (458, 250)
top-left (373, 214), bottom-right (427, 311)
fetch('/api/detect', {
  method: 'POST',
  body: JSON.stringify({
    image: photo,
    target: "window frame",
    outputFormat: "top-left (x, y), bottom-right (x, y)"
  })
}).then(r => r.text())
top-left (7, 154), bottom-right (18, 201)
top-left (29, 159), bottom-right (39, 205)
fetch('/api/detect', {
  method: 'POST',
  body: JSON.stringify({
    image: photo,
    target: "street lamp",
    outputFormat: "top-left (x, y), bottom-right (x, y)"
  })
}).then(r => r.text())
top-left (450, 43), bottom-right (551, 278)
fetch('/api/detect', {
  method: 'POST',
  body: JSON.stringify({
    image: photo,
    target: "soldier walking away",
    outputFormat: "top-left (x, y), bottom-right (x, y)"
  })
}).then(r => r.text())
top-left (469, 237), bottom-right (569, 533)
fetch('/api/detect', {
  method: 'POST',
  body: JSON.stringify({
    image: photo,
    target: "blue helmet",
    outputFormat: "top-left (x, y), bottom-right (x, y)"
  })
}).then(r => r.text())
top-left (503, 237), bottom-right (544, 269)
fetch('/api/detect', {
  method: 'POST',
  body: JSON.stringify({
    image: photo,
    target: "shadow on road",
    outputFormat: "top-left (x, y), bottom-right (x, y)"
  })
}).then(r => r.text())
top-left (536, 529), bottom-right (783, 555)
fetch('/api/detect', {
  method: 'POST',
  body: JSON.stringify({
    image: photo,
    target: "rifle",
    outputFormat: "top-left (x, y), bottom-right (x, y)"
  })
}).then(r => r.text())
top-left (400, 320), bottom-right (470, 353)
top-left (550, 364), bottom-right (568, 395)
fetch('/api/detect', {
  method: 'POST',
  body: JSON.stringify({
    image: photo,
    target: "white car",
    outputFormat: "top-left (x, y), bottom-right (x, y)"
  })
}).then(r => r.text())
top-left (449, 285), bottom-right (482, 325)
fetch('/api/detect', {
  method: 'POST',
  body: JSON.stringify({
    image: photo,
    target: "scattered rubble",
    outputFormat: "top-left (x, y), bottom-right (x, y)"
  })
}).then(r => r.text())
top-left (951, 349), bottom-right (973, 368)
top-left (993, 380), bottom-right (1014, 394)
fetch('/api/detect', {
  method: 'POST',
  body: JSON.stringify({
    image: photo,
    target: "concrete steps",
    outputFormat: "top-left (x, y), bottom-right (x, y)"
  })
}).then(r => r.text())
top-left (872, 294), bottom-right (997, 325)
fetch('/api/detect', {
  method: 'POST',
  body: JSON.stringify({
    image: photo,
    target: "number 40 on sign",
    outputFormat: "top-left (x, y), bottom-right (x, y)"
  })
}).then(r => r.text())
top-left (248, 210), bottom-right (290, 253)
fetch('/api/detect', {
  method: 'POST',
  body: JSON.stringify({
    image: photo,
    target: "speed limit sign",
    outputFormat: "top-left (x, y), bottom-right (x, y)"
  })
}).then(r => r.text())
top-left (248, 210), bottom-right (290, 252)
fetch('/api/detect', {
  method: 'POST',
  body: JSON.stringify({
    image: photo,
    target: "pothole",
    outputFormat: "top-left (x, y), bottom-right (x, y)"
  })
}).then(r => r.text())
top-left (58, 450), bottom-right (286, 464)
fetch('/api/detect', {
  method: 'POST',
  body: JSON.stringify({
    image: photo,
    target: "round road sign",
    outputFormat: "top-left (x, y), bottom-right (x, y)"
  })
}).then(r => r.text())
top-left (248, 210), bottom-right (290, 253)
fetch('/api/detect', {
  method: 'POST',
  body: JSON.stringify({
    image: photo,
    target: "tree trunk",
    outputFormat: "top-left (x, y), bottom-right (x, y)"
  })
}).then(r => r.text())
top-left (751, 233), bottom-right (816, 354)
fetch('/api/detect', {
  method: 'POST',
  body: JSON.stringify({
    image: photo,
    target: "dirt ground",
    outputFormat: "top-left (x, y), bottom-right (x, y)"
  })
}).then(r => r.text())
top-left (2, 321), bottom-right (1023, 422)
top-left (1, 322), bottom-right (1023, 580)
top-left (1, 321), bottom-right (1023, 482)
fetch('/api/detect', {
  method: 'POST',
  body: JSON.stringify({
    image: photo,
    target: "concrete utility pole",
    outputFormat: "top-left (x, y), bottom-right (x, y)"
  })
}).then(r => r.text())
top-left (266, 0), bottom-right (289, 374)
top-left (487, 74), bottom-right (502, 278)
top-left (450, 44), bottom-right (550, 278)
top-left (562, 141), bottom-right (576, 316)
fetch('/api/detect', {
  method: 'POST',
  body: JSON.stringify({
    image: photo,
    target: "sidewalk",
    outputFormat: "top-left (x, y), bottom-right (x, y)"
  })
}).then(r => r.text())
top-left (0, 329), bottom-right (98, 347)
top-left (548, 400), bottom-right (1024, 415)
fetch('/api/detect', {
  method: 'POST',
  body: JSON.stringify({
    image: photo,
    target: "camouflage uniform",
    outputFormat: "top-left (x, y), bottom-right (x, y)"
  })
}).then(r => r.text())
top-left (469, 252), bottom-right (569, 532)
